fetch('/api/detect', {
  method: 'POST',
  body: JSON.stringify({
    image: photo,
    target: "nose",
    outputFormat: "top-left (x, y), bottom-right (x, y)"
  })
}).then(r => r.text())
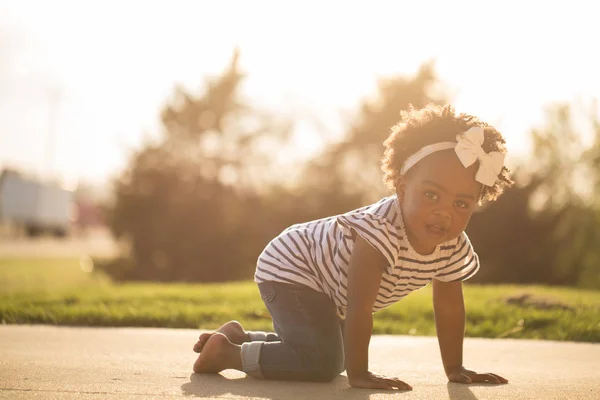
top-left (432, 207), bottom-right (451, 221)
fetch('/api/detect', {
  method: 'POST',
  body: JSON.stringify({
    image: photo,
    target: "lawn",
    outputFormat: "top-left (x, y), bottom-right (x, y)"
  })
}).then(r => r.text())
top-left (1, 257), bottom-right (599, 342)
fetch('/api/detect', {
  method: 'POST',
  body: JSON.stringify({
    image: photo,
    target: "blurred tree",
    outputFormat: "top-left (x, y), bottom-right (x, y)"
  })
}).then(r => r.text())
top-left (104, 50), bottom-right (294, 282)
top-left (103, 60), bottom-right (449, 282)
top-left (468, 102), bottom-right (600, 287)
top-left (577, 100), bottom-right (600, 288)
top-left (295, 62), bottom-right (446, 220)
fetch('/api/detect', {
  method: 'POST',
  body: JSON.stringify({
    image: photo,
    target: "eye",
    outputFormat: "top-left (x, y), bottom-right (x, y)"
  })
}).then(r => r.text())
top-left (424, 191), bottom-right (438, 201)
top-left (454, 200), bottom-right (470, 209)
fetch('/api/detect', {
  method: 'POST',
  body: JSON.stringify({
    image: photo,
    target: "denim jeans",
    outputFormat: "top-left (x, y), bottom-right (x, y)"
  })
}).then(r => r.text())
top-left (240, 281), bottom-right (345, 382)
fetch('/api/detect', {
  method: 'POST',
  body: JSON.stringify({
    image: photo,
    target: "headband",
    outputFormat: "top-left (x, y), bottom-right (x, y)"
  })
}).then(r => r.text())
top-left (399, 126), bottom-right (505, 187)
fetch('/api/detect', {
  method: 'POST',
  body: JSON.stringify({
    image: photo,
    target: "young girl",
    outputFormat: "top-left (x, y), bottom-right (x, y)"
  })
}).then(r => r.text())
top-left (192, 104), bottom-right (513, 390)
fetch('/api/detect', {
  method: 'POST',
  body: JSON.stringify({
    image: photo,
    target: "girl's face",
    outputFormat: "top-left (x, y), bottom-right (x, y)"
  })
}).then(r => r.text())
top-left (396, 150), bottom-right (482, 255)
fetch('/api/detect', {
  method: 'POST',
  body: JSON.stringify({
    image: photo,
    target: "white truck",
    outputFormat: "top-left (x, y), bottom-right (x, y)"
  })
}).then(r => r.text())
top-left (0, 169), bottom-right (74, 237)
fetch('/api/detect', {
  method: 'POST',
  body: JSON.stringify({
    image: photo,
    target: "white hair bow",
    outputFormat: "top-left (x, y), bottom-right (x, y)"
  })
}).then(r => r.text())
top-left (455, 127), bottom-right (505, 187)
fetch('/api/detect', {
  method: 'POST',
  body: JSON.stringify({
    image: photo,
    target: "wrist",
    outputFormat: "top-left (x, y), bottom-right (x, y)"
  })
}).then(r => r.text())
top-left (444, 365), bottom-right (464, 375)
top-left (346, 368), bottom-right (369, 380)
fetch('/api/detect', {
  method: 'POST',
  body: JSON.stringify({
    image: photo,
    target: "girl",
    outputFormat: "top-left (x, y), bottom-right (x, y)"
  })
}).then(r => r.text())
top-left (192, 104), bottom-right (513, 390)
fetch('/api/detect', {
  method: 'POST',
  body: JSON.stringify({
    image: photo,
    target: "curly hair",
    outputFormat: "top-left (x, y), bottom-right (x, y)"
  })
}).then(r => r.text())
top-left (381, 104), bottom-right (514, 203)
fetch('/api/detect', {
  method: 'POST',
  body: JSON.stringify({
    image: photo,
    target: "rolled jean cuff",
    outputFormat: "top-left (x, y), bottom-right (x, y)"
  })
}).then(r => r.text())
top-left (247, 331), bottom-right (268, 341)
top-left (241, 341), bottom-right (264, 378)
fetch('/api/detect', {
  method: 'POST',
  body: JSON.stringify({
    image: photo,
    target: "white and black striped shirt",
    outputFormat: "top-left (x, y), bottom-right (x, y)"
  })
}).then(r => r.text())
top-left (255, 195), bottom-right (479, 318)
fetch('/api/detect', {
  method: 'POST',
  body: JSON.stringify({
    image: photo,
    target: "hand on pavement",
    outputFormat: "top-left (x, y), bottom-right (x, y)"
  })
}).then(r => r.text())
top-left (447, 366), bottom-right (508, 384)
top-left (348, 371), bottom-right (412, 390)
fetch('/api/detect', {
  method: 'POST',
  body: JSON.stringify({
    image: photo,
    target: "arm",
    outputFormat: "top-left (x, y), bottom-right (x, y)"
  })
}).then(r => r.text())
top-left (432, 279), bottom-right (509, 384)
top-left (432, 278), bottom-right (465, 375)
top-left (345, 236), bottom-right (411, 390)
top-left (345, 235), bottom-right (384, 380)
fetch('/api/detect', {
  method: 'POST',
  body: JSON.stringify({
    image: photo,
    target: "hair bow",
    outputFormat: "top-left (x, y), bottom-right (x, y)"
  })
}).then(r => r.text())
top-left (455, 127), bottom-right (505, 187)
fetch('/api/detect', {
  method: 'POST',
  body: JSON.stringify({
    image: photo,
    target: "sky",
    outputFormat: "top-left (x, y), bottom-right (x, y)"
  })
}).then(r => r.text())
top-left (0, 0), bottom-right (598, 188)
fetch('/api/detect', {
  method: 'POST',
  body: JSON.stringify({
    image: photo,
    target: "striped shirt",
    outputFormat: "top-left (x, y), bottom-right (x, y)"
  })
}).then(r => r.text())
top-left (255, 195), bottom-right (479, 318)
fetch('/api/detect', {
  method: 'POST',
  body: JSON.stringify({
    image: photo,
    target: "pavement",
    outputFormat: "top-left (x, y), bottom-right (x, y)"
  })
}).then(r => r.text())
top-left (1, 325), bottom-right (598, 400)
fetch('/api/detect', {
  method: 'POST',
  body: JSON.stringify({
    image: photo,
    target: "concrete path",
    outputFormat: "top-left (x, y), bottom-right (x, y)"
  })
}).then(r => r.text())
top-left (1, 325), bottom-right (598, 399)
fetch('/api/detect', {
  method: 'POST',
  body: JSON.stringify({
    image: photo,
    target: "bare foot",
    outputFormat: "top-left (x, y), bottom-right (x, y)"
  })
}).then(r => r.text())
top-left (193, 332), bottom-right (242, 373)
top-left (193, 320), bottom-right (249, 353)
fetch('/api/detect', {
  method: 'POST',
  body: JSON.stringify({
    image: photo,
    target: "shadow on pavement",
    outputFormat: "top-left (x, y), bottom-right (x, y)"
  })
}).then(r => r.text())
top-left (181, 372), bottom-right (412, 399)
top-left (446, 382), bottom-right (486, 400)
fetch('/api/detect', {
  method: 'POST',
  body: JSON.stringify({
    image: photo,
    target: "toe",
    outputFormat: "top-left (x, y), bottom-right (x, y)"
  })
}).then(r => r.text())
top-left (193, 333), bottom-right (212, 352)
top-left (193, 341), bottom-right (203, 353)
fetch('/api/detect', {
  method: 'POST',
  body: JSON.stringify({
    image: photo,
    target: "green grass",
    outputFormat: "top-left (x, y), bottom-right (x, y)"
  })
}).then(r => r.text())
top-left (1, 257), bottom-right (599, 342)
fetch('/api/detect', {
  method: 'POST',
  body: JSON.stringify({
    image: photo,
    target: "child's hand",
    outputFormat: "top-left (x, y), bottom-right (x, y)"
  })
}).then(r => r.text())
top-left (446, 366), bottom-right (508, 384)
top-left (348, 371), bottom-right (412, 390)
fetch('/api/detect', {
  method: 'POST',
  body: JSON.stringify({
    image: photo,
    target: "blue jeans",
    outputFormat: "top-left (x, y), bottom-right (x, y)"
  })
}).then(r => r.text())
top-left (240, 281), bottom-right (345, 382)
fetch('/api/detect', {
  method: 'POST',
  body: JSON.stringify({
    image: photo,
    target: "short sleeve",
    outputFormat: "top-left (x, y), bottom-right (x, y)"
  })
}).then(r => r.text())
top-left (434, 232), bottom-right (480, 282)
top-left (336, 213), bottom-right (399, 274)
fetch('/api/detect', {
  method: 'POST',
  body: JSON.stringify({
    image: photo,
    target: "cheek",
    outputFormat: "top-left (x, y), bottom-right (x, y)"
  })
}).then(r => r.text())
top-left (402, 195), bottom-right (432, 220)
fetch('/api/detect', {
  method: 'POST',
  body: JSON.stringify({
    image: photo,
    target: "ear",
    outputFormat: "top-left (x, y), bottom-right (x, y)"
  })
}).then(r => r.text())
top-left (395, 175), bottom-right (407, 202)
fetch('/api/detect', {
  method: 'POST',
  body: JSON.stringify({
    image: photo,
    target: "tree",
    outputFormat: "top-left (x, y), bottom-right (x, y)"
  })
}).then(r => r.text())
top-left (467, 102), bottom-right (600, 287)
top-left (104, 50), bottom-right (294, 282)
top-left (296, 62), bottom-right (446, 220)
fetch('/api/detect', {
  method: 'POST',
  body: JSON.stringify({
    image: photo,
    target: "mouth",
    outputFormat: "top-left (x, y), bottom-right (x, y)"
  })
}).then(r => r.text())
top-left (426, 223), bottom-right (447, 237)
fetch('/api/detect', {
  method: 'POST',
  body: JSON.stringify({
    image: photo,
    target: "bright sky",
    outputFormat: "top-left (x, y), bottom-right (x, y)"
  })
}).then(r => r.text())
top-left (0, 0), bottom-right (598, 187)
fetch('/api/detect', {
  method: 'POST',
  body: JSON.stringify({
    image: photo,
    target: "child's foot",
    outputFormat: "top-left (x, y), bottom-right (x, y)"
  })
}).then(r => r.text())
top-left (193, 332), bottom-right (242, 373)
top-left (193, 320), bottom-right (249, 353)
